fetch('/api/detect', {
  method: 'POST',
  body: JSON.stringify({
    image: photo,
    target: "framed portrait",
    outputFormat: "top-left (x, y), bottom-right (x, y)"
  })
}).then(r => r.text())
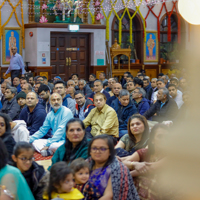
top-left (144, 31), bottom-right (158, 62)
top-left (2, 27), bottom-right (22, 64)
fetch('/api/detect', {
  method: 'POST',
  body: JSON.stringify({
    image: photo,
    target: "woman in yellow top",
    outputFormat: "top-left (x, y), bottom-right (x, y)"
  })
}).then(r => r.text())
top-left (43, 161), bottom-right (84, 200)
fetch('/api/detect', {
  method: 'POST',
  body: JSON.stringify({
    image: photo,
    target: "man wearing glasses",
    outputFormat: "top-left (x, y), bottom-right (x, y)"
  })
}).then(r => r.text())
top-left (74, 91), bottom-right (95, 120)
top-left (4, 47), bottom-right (25, 84)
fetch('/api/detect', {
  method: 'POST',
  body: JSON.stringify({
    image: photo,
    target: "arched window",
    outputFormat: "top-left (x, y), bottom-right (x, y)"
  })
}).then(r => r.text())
top-left (112, 9), bottom-right (143, 62)
top-left (160, 14), bottom-right (184, 62)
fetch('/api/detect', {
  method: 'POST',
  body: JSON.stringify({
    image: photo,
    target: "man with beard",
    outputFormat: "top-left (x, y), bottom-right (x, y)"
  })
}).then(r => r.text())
top-left (38, 84), bottom-right (51, 113)
top-left (29, 93), bottom-right (73, 156)
top-left (74, 91), bottom-right (95, 120)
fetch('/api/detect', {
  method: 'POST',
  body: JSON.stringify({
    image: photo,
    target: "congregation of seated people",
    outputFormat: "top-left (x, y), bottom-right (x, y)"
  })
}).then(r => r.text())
top-left (0, 70), bottom-right (189, 200)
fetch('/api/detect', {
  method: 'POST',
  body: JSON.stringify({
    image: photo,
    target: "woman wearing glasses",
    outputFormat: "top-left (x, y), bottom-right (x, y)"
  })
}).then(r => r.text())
top-left (82, 135), bottom-right (140, 200)
top-left (48, 118), bottom-right (90, 170)
top-left (0, 139), bottom-right (35, 200)
top-left (0, 113), bottom-right (16, 161)
top-left (11, 142), bottom-right (46, 200)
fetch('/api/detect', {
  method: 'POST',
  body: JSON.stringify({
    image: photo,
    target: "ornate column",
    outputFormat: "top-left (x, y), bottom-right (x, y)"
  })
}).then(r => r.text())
top-left (28, 0), bottom-right (35, 22)
top-left (93, 0), bottom-right (101, 24)
top-left (83, 0), bottom-right (88, 24)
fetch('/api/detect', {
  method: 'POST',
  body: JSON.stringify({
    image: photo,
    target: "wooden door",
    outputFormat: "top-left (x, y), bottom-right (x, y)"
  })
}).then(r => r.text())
top-left (51, 32), bottom-right (89, 81)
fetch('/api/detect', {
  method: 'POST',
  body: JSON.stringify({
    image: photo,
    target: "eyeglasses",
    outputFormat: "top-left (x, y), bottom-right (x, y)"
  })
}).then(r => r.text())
top-left (75, 97), bottom-right (83, 101)
top-left (18, 157), bottom-right (35, 163)
top-left (91, 147), bottom-right (108, 153)
top-left (94, 98), bottom-right (104, 103)
top-left (133, 91), bottom-right (139, 93)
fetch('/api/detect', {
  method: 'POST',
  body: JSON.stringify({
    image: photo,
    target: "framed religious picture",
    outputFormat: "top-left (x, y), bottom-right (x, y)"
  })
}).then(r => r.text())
top-left (2, 27), bottom-right (22, 64)
top-left (144, 31), bottom-right (158, 62)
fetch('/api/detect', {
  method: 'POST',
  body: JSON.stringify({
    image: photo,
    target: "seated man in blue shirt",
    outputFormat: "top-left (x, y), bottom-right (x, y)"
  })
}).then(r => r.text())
top-left (13, 77), bottom-right (21, 93)
top-left (29, 93), bottom-right (73, 156)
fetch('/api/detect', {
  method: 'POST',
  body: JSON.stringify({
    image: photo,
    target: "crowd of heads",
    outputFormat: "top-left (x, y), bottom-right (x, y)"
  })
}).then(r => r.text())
top-left (0, 68), bottom-right (189, 200)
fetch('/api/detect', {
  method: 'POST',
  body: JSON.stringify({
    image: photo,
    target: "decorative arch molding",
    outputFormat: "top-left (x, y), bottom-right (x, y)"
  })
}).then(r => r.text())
top-left (111, 8), bottom-right (144, 62)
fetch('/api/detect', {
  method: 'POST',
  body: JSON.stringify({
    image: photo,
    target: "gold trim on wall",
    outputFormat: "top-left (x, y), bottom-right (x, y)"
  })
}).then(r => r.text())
top-left (2, 27), bottom-right (22, 65)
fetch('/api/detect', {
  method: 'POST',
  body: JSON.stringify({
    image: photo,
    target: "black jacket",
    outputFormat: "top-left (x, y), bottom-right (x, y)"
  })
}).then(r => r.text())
top-left (0, 97), bottom-right (21, 120)
top-left (111, 98), bottom-right (137, 130)
top-left (22, 161), bottom-right (46, 200)
top-left (143, 98), bottom-right (178, 122)
top-left (76, 84), bottom-right (93, 97)
top-left (1, 132), bottom-right (16, 161)
top-left (19, 103), bottom-right (51, 138)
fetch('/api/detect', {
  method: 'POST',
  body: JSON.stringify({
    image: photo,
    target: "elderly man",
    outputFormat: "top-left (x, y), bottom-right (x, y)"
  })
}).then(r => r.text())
top-left (132, 87), bottom-right (150, 115)
top-left (83, 93), bottom-right (119, 140)
top-left (111, 89), bottom-right (137, 138)
top-left (161, 75), bottom-right (170, 88)
top-left (89, 80), bottom-right (110, 100)
top-left (0, 86), bottom-right (21, 120)
top-left (143, 87), bottom-right (178, 122)
top-left (66, 87), bottom-right (76, 101)
top-left (13, 77), bottom-right (21, 93)
top-left (29, 93), bottom-right (73, 156)
top-left (67, 79), bottom-right (75, 88)
top-left (22, 83), bottom-right (32, 94)
top-left (77, 79), bottom-right (92, 97)
top-left (54, 80), bottom-right (75, 115)
top-left (4, 47), bottom-right (25, 83)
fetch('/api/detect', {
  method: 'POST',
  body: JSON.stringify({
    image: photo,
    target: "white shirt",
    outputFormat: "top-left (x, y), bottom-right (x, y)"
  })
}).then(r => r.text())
top-left (172, 90), bottom-right (184, 109)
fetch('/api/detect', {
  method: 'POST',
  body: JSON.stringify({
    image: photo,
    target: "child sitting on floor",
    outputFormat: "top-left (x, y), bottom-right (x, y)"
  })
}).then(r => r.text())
top-left (11, 141), bottom-right (46, 200)
top-left (43, 161), bottom-right (84, 200)
top-left (70, 158), bottom-right (101, 200)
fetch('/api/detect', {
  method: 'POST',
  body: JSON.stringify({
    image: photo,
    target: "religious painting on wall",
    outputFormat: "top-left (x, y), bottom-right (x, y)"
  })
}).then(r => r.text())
top-left (144, 31), bottom-right (158, 62)
top-left (2, 27), bottom-right (22, 64)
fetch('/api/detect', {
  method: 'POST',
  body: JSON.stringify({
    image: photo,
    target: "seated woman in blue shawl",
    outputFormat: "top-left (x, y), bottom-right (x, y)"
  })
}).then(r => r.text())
top-left (83, 135), bottom-right (140, 200)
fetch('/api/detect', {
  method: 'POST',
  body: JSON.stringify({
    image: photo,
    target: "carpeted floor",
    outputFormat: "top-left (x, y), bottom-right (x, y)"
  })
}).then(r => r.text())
top-left (34, 152), bottom-right (53, 161)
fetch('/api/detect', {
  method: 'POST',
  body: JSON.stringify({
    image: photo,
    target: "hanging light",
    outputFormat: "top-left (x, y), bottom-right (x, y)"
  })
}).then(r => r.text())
top-left (178, 0), bottom-right (200, 25)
